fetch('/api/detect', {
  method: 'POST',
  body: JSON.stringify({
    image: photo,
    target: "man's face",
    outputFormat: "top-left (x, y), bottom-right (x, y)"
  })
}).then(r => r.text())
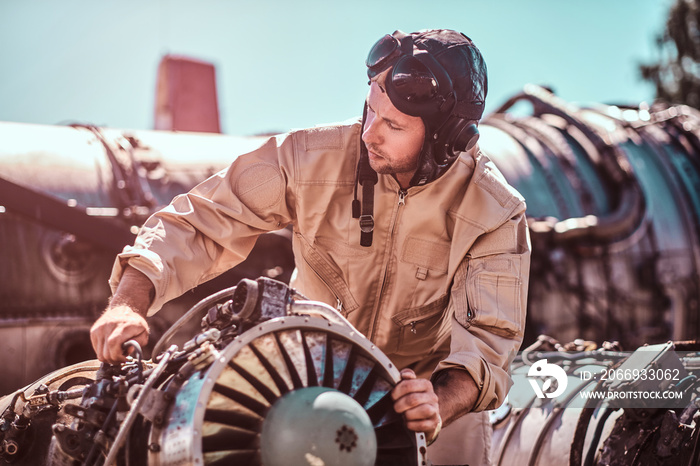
top-left (362, 73), bottom-right (425, 189)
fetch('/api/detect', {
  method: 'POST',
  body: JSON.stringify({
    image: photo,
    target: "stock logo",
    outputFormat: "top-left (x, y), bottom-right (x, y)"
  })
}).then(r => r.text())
top-left (527, 359), bottom-right (568, 399)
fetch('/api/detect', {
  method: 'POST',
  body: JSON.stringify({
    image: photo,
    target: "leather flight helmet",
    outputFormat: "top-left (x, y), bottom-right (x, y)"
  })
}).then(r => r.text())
top-left (364, 29), bottom-right (488, 186)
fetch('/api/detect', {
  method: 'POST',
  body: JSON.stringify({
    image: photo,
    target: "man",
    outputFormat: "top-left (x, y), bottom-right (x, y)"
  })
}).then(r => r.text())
top-left (91, 29), bottom-right (530, 465)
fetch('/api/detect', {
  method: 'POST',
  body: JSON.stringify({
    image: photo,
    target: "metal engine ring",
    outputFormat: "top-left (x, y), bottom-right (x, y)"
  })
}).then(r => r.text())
top-left (149, 315), bottom-right (427, 466)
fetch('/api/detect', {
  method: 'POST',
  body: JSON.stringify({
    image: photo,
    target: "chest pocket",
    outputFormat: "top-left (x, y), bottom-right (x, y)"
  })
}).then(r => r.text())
top-left (401, 237), bottom-right (450, 277)
top-left (391, 293), bottom-right (450, 356)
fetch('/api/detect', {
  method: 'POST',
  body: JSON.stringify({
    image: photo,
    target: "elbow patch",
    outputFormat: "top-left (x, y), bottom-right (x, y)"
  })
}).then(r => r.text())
top-left (234, 163), bottom-right (284, 213)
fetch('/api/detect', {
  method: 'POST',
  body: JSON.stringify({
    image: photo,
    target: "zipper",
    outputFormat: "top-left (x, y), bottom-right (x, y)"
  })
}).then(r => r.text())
top-left (368, 188), bottom-right (407, 340)
top-left (304, 265), bottom-right (345, 316)
top-left (398, 189), bottom-right (406, 206)
top-left (298, 240), bottom-right (350, 316)
top-left (307, 263), bottom-right (341, 313)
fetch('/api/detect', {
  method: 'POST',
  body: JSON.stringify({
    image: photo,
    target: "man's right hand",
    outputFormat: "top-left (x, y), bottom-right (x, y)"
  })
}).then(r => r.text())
top-left (90, 306), bottom-right (149, 364)
top-left (90, 266), bottom-right (155, 364)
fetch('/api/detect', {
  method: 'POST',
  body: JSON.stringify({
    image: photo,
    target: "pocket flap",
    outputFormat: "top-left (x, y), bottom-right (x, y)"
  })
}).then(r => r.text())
top-left (297, 233), bottom-right (360, 313)
top-left (392, 293), bottom-right (450, 326)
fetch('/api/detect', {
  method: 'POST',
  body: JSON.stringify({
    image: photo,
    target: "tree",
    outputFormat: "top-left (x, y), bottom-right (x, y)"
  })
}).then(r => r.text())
top-left (640, 0), bottom-right (700, 108)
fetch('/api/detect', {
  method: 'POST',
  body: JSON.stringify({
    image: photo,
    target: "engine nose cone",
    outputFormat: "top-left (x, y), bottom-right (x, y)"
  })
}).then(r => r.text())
top-left (260, 386), bottom-right (377, 466)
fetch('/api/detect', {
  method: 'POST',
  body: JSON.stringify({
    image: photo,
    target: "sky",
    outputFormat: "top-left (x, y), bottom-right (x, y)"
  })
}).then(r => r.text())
top-left (0, 0), bottom-right (672, 136)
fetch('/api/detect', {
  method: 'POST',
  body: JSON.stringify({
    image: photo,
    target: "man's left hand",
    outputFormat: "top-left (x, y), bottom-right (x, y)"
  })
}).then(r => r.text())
top-left (391, 368), bottom-right (442, 442)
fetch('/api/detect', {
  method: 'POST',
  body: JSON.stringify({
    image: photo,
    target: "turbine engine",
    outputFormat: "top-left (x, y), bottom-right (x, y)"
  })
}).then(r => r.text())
top-left (491, 335), bottom-right (700, 465)
top-left (0, 278), bottom-right (426, 466)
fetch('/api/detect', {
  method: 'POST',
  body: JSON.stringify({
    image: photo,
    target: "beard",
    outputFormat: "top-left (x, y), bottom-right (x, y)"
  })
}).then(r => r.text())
top-left (366, 145), bottom-right (419, 177)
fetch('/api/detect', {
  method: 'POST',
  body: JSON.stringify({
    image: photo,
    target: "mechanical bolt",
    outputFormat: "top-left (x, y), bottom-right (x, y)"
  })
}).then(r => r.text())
top-left (3, 440), bottom-right (18, 456)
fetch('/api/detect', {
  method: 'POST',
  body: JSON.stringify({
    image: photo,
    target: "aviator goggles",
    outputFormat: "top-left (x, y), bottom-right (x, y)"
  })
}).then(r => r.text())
top-left (366, 32), bottom-right (456, 121)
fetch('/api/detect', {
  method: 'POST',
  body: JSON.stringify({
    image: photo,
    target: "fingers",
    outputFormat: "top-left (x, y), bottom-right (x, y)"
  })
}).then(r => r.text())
top-left (391, 371), bottom-right (441, 435)
top-left (392, 371), bottom-right (431, 401)
top-left (90, 307), bottom-right (149, 365)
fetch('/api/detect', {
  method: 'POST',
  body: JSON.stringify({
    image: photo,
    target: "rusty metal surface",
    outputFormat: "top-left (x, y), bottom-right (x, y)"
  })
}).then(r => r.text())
top-left (481, 89), bottom-right (700, 348)
top-left (0, 121), bottom-right (292, 396)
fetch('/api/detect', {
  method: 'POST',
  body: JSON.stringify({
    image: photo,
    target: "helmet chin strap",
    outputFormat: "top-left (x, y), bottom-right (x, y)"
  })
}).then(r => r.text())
top-left (352, 103), bottom-right (378, 247)
top-left (408, 135), bottom-right (437, 187)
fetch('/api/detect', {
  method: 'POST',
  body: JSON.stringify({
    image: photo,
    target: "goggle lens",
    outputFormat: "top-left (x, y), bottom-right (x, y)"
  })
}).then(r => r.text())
top-left (366, 34), bottom-right (399, 69)
top-left (366, 33), bottom-right (453, 118)
top-left (391, 56), bottom-right (439, 104)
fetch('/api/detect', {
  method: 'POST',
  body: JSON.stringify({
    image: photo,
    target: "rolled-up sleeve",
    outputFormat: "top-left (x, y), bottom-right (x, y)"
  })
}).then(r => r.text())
top-left (433, 206), bottom-right (531, 412)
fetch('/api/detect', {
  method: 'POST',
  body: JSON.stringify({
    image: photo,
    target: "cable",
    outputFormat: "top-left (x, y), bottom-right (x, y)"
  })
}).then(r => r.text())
top-left (582, 407), bottom-right (619, 466)
top-left (122, 340), bottom-right (144, 383)
top-left (103, 345), bottom-right (177, 466)
top-left (84, 400), bottom-right (120, 466)
top-left (152, 286), bottom-right (237, 357)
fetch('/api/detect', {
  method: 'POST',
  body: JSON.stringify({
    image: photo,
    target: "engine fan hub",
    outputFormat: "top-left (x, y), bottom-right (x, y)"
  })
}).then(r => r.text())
top-left (261, 386), bottom-right (376, 466)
